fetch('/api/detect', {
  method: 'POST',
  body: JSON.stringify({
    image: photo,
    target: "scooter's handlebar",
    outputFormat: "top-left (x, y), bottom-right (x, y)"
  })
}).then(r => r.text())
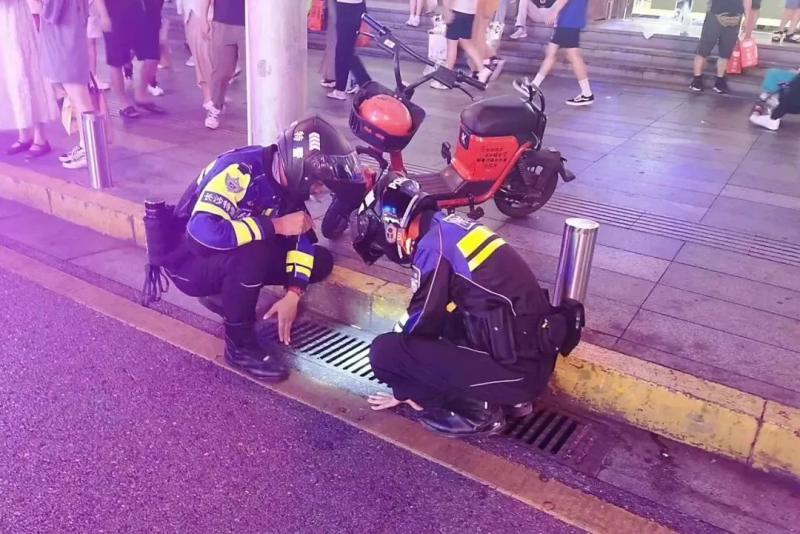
top-left (360, 14), bottom-right (486, 97)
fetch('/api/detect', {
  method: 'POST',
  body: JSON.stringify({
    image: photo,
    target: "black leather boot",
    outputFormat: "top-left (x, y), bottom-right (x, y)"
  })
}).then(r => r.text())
top-left (420, 398), bottom-right (505, 438)
top-left (224, 325), bottom-right (289, 382)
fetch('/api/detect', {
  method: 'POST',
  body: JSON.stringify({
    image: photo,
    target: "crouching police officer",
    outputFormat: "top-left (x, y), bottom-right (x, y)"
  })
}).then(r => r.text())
top-left (354, 176), bottom-right (582, 437)
top-left (164, 116), bottom-right (361, 382)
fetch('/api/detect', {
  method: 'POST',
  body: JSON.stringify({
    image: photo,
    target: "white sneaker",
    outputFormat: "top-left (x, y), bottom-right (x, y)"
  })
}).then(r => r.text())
top-left (185, 56), bottom-right (196, 67)
top-left (205, 105), bottom-right (221, 129)
top-left (320, 79), bottom-right (336, 88)
top-left (327, 90), bottom-right (347, 100)
top-left (510, 27), bottom-right (527, 40)
top-left (148, 84), bottom-right (165, 97)
top-left (62, 148), bottom-right (87, 169)
top-left (96, 80), bottom-right (111, 91)
top-left (430, 80), bottom-right (449, 90)
top-left (406, 15), bottom-right (420, 27)
top-left (59, 145), bottom-right (84, 164)
top-left (203, 101), bottom-right (215, 112)
top-left (749, 112), bottom-right (780, 131)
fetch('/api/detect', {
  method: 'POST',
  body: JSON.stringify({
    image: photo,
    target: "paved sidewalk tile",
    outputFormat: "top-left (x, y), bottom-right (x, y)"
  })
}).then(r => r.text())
top-left (675, 244), bottom-right (800, 292)
top-left (643, 285), bottom-right (800, 352)
top-left (623, 309), bottom-right (800, 396)
top-left (702, 196), bottom-right (800, 242)
top-left (660, 263), bottom-right (800, 321)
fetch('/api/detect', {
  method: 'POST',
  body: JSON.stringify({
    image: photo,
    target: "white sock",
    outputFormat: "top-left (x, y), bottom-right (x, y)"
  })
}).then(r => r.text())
top-left (578, 78), bottom-right (592, 97)
top-left (533, 73), bottom-right (545, 87)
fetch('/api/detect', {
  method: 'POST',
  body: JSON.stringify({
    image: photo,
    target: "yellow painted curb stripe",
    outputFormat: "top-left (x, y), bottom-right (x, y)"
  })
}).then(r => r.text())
top-left (0, 243), bottom-right (673, 534)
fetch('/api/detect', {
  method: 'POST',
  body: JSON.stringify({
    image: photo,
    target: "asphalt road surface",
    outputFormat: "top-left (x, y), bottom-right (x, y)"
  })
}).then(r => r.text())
top-left (0, 269), bottom-right (580, 533)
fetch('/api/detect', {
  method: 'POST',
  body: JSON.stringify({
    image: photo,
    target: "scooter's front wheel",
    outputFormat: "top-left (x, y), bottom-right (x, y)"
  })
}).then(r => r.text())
top-left (493, 164), bottom-right (558, 218)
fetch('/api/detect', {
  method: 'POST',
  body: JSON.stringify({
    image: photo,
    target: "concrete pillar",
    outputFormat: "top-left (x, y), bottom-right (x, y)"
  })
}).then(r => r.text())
top-left (245, 0), bottom-right (308, 146)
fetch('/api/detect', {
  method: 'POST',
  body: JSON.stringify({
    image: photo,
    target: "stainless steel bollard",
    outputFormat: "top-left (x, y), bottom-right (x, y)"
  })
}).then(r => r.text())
top-left (81, 111), bottom-right (112, 190)
top-left (552, 218), bottom-right (599, 306)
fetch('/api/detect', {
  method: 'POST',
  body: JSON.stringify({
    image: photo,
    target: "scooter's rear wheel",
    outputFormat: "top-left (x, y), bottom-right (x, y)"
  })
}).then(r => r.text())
top-left (494, 163), bottom-right (558, 218)
top-left (321, 198), bottom-right (351, 239)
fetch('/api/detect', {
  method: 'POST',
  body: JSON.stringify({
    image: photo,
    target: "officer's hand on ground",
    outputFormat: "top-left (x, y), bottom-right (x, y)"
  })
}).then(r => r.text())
top-left (263, 291), bottom-right (301, 345)
top-left (272, 212), bottom-right (314, 236)
top-left (367, 392), bottom-right (423, 411)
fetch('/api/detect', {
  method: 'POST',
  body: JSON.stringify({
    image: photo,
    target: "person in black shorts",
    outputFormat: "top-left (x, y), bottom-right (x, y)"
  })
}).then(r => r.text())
top-left (690, 0), bottom-right (752, 94)
top-left (530, 0), bottom-right (594, 106)
top-left (431, 0), bottom-right (494, 90)
top-left (104, 0), bottom-right (167, 118)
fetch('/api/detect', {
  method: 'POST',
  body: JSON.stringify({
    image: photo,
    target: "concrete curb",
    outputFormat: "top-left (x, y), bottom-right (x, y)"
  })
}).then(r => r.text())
top-left (2, 163), bottom-right (798, 480)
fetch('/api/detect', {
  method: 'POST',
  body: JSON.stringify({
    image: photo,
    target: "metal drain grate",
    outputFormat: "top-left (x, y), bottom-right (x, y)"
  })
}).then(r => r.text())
top-left (502, 406), bottom-right (581, 455)
top-left (260, 320), bottom-right (383, 383)
top-left (380, 159), bottom-right (800, 268)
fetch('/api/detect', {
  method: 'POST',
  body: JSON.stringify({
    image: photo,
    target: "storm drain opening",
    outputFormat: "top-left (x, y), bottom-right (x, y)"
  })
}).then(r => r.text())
top-left (502, 406), bottom-right (581, 456)
top-left (262, 320), bottom-right (591, 457)
top-left (260, 321), bottom-right (383, 383)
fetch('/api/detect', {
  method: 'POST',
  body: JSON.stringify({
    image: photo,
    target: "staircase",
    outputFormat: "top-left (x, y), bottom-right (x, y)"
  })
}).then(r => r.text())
top-left (308, 1), bottom-right (799, 93)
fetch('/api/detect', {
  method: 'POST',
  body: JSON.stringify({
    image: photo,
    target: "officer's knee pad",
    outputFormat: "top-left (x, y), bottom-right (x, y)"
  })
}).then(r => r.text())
top-left (369, 332), bottom-right (402, 370)
top-left (310, 246), bottom-right (334, 283)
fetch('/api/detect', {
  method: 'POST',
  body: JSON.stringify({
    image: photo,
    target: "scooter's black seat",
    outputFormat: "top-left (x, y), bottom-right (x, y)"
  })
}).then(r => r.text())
top-left (460, 96), bottom-right (537, 137)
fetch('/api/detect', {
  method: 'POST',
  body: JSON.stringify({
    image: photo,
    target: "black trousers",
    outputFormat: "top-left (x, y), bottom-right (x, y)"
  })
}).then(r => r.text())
top-left (165, 239), bottom-right (333, 326)
top-left (334, 2), bottom-right (371, 91)
top-left (369, 333), bottom-right (557, 410)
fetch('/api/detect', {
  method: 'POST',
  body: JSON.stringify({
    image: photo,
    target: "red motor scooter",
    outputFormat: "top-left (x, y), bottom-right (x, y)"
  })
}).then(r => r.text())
top-left (322, 14), bottom-right (575, 239)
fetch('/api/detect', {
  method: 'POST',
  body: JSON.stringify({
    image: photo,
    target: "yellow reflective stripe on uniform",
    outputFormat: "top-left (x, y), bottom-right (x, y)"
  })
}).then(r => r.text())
top-left (457, 226), bottom-right (495, 258)
top-left (295, 265), bottom-right (312, 278)
top-left (394, 312), bottom-right (409, 333)
top-left (287, 250), bottom-right (315, 270)
top-left (468, 238), bottom-right (506, 271)
top-left (193, 202), bottom-right (231, 220)
top-left (231, 220), bottom-right (254, 246)
top-left (446, 302), bottom-right (457, 313)
top-left (242, 218), bottom-right (262, 240)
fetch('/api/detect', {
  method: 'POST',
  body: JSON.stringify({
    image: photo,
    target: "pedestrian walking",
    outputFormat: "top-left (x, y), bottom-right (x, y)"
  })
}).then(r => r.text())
top-left (0, 0), bottom-right (59, 159)
top-left (430, 0), bottom-right (493, 90)
top-left (472, 0), bottom-right (506, 81)
top-left (103, 0), bottom-right (166, 119)
top-left (690, 0), bottom-right (752, 94)
top-left (327, 0), bottom-right (372, 101)
top-left (176, 0), bottom-right (213, 109)
top-left (771, 0), bottom-right (800, 42)
top-left (198, 0), bottom-right (245, 129)
top-left (320, 0), bottom-right (338, 88)
top-left (530, 0), bottom-right (594, 106)
top-left (32, 0), bottom-right (99, 169)
top-left (86, 0), bottom-right (110, 91)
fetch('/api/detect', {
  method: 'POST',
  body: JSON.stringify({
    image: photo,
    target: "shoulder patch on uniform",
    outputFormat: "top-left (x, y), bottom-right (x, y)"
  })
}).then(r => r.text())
top-left (443, 213), bottom-right (474, 230)
top-left (225, 172), bottom-right (244, 194)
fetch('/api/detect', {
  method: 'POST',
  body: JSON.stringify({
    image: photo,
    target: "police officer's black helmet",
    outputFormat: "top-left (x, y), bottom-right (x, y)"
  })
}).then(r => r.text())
top-left (277, 115), bottom-right (361, 201)
top-left (352, 173), bottom-right (437, 265)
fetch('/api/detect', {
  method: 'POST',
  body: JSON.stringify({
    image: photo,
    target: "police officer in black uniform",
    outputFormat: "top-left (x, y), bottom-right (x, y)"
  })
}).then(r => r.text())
top-left (354, 175), bottom-right (578, 437)
top-left (165, 116), bottom-right (362, 382)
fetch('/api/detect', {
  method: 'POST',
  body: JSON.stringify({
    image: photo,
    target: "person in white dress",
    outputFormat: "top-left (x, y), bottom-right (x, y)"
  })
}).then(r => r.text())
top-left (0, 0), bottom-right (59, 158)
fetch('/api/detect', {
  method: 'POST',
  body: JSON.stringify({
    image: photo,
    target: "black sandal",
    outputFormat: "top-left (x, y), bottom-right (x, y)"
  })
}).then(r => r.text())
top-left (119, 105), bottom-right (142, 119)
top-left (25, 142), bottom-right (52, 160)
top-left (6, 140), bottom-right (33, 155)
top-left (134, 101), bottom-right (167, 114)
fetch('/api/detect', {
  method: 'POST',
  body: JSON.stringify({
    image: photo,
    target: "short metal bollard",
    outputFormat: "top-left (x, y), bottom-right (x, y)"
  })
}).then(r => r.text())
top-left (552, 217), bottom-right (599, 306)
top-left (81, 111), bottom-right (112, 190)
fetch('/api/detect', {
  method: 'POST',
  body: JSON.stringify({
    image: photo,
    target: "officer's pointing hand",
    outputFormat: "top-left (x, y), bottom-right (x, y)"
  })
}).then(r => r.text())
top-left (264, 291), bottom-right (301, 345)
top-left (272, 212), bottom-right (313, 237)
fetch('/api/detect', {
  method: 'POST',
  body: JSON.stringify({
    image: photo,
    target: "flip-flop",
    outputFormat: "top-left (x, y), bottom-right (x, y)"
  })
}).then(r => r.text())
top-left (6, 140), bottom-right (33, 155)
top-left (134, 101), bottom-right (167, 114)
top-left (119, 105), bottom-right (142, 119)
top-left (25, 142), bottom-right (52, 160)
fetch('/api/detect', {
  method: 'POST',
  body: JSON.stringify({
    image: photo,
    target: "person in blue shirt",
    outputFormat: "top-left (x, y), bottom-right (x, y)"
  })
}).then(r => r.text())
top-left (353, 175), bottom-right (584, 437)
top-left (530, 0), bottom-right (594, 106)
top-left (165, 116), bottom-right (362, 382)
